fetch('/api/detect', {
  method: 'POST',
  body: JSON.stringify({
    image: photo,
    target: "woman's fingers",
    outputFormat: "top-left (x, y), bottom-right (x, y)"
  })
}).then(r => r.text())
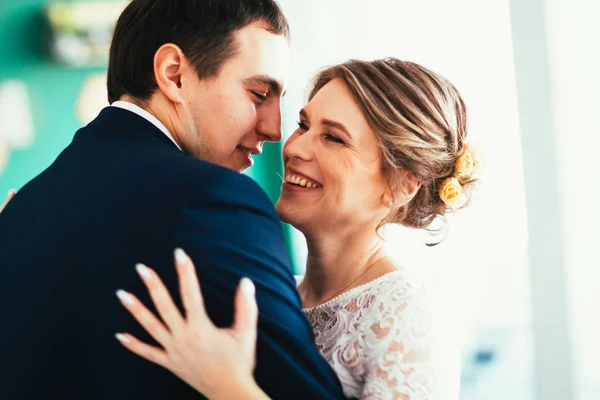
top-left (174, 249), bottom-right (209, 324)
top-left (0, 189), bottom-right (16, 213)
top-left (116, 289), bottom-right (172, 348)
top-left (135, 263), bottom-right (184, 333)
top-left (115, 333), bottom-right (171, 370)
top-left (115, 257), bottom-right (261, 398)
top-left (232, 278), bottom-right (258, 357)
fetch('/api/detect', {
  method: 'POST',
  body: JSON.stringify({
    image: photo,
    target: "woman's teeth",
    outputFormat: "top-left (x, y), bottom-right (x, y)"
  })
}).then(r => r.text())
top-left (285, 174), bottom-right (321, 188)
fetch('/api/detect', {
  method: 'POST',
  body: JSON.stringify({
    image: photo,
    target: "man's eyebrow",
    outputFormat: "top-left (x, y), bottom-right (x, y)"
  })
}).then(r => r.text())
top-left (243, 75), bottom-right (286, 97)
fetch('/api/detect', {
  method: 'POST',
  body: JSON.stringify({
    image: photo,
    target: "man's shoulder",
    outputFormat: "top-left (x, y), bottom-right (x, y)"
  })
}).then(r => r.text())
top-left (58, 119), bottom-right (275, 215)
top-left (171, 156), bottom-right (273, 209)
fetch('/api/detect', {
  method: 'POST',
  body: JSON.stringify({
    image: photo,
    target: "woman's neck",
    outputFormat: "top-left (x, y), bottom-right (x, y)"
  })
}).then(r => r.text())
top-left (299, 227), bottom-right (391, 308)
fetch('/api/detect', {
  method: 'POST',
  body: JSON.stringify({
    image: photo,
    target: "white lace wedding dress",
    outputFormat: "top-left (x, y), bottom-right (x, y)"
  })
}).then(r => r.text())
top-left (297, 269), bottom-right (460, 400)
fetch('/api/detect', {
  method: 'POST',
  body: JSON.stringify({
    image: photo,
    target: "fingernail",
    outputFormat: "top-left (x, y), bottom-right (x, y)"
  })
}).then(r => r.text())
top-left (115, 333), bottom-right (130, 344)
top-left (174, 248), bottom-right (187, 265)
top-left (135, 263), bottom-right (152, 281)
top-left (240, 277), bottom-right (255, 298)
top-left (8, 189), bottom-right (16, 196)
top-left (116, 290), bottom-right (135, 306)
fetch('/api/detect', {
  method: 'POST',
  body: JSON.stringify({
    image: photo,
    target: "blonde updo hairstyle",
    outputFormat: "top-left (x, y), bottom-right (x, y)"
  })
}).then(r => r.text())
top-left (309, 58), bottom-right (474, 235)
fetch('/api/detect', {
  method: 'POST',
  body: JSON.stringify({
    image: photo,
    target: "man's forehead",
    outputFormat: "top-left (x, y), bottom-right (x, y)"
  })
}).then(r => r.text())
top-left (231, 23), bottom-right (290, 89)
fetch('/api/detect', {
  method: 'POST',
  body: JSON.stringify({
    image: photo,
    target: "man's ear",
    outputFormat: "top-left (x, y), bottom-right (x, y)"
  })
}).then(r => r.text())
top-left (153, 43), bottom-right (186, 104)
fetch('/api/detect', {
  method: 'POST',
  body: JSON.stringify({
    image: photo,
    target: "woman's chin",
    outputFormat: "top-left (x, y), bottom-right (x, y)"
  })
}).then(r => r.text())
top-left (275, 202), bottom-right (302, 228)
top-left (275, 205), bottom-right (293, 225)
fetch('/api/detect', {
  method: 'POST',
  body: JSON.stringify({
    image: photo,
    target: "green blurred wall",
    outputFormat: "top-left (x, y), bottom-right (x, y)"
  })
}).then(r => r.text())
top-left (0, 0), bottom-right (298, 269)
top-left (0, 0), bottom-right (106, 196)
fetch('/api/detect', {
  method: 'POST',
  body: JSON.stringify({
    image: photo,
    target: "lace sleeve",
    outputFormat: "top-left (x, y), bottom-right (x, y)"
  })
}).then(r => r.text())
top-left (360, 280), bottom-right (437, 400)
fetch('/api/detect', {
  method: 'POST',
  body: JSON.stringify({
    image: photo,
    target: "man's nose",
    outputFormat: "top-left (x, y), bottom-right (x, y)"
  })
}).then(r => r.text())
top-left (256, 99), bottom-right (283, 142)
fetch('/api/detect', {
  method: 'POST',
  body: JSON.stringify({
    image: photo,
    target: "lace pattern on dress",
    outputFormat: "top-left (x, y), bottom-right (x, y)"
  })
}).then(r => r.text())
top-left (301, 271), bottom-right (438, 399)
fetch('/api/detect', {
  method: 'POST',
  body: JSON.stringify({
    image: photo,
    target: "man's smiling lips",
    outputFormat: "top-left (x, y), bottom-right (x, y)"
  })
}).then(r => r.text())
top-left (237, 146), bottom-right (261, 156)
top-left (236, 146), bottom-right (262, 167)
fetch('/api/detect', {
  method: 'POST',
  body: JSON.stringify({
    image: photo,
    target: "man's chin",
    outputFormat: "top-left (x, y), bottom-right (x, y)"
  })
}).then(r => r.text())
top-left (225, 154), bottom-right (254, 173)
top-left (219, 160), bottom-right (248, 174)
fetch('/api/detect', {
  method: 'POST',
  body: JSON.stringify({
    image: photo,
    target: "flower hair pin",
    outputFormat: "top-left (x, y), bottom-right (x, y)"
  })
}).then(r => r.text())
top-left (439, 143), bottom-right (484, 209)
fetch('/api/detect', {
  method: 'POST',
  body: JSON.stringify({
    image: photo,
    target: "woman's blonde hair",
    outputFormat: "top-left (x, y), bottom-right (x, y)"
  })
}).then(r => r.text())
top-left (310, 58), bottom-right (472, 234)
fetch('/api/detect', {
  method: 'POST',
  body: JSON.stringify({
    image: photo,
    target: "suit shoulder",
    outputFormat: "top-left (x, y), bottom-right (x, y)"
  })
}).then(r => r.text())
top-left (172, 156), bottom-right (276, 214)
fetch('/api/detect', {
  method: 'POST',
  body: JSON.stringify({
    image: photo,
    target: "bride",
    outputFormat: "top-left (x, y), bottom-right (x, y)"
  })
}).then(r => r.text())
top-left (6, 58), bottom-right (479, 399)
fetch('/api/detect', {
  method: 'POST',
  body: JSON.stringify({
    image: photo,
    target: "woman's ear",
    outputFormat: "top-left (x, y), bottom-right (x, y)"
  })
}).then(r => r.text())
top-left (386, 170), bottom-right (421, 208)
top-left (398, 169), bottom-right (422, 204)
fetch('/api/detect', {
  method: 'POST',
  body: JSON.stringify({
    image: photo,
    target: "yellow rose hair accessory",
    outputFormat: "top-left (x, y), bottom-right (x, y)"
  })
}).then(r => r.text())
top-left (439, 142), bottom-right (484, 209)
top-left (455, 151), bottom-right (474, 179)
top-left (439, 177), bottom-right (468, 209)
top-left (464, 142), bottom-right (484, 175)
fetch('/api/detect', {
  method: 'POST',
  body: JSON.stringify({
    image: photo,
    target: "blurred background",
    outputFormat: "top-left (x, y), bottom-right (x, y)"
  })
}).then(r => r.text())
top-left (0, 1), bottom-right (598, 399)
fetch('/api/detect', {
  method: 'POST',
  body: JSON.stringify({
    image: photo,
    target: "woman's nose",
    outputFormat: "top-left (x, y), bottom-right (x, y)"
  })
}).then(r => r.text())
top-left (283, 130), bottom-right (314, 161)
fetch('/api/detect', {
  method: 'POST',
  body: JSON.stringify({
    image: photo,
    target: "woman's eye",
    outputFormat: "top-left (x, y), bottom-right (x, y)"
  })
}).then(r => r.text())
top-left (324, 133), bottom-right (345, 144)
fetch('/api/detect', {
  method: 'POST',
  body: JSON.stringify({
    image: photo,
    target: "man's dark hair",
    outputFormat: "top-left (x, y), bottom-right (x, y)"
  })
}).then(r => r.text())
top-left (107, 0), bottom-right (289, 104)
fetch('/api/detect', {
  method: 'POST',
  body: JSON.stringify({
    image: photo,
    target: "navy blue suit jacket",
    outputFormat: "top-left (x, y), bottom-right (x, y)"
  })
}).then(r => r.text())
top-left (0, 107), bottom-right (346, 399)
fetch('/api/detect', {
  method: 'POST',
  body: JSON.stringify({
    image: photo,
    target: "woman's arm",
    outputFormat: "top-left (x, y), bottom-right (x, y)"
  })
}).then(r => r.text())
top-left (115, 248), bottom-right (271, 400)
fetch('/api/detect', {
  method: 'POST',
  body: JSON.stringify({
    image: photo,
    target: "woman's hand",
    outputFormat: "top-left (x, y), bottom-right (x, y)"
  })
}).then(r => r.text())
top-left (0, 189), bottom-right (16, 213)
top-left (115, 248), bottom-right (269, 400)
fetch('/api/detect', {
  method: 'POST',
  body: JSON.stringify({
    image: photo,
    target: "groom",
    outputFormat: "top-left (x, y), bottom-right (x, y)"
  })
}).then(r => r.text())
top-left (0, 1), bottom-right (346, 399)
